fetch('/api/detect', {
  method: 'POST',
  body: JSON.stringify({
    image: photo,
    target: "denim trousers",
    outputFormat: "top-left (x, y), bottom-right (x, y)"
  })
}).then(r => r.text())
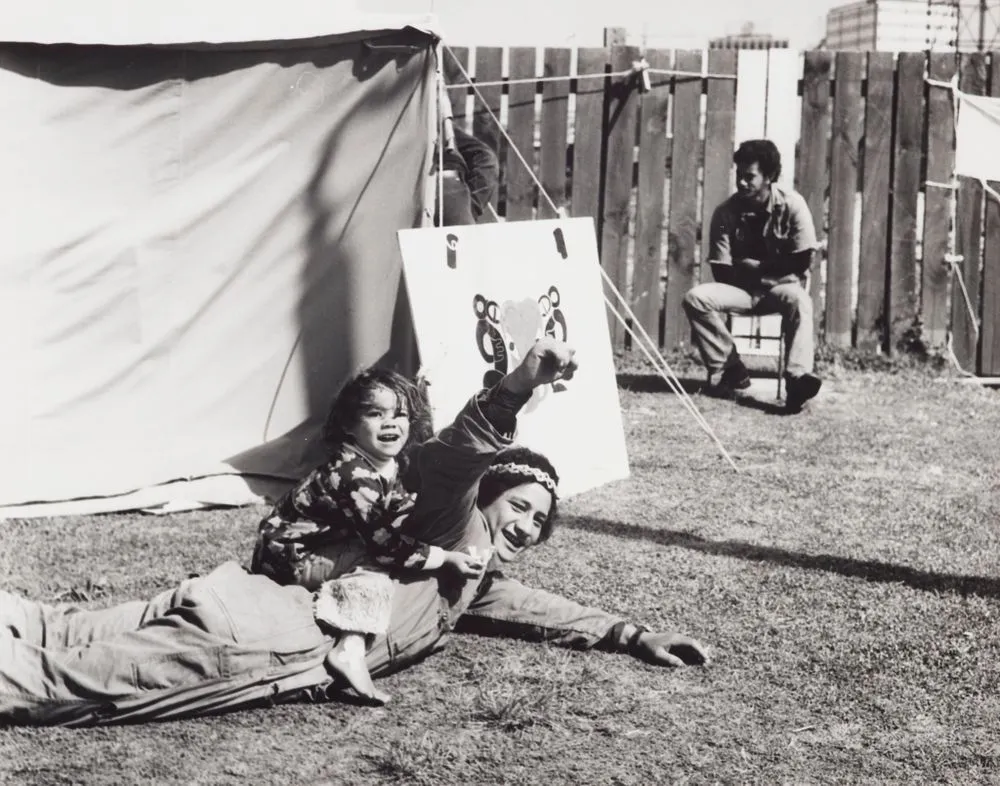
top-left (683, 281), bottom-right (815, 376)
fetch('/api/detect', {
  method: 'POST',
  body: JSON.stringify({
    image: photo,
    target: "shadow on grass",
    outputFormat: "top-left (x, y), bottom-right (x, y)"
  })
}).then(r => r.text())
top-left (616, 373), bottom-right (706, 395)
top-left (564, 515), bottom-right (1000, 600)
top-left (617, 373), bottom-right (791, 416)
top-left (732, 394), bottom-right (788, 416)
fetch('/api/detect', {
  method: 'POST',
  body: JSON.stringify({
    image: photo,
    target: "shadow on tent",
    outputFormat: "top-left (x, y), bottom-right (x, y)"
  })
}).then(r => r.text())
top-left (226, 36), bottom-right (433, 503)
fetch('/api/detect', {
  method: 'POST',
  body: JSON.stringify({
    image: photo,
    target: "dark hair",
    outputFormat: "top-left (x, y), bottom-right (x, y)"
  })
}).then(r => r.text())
top-left (733, 139), bottom-right (782, 182)
top-left (476, 446), bottom-right (560, 542)
top-left (322, 367), bottom-right (433, 470)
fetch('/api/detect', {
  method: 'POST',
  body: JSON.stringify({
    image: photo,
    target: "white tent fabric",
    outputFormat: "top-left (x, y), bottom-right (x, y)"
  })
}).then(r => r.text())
top-left (3, 2), bottom-right (439, 46)
top-left (0, 6), bottom-right (438, 517)
top-left (954, 91), bottom-right (1000, 183)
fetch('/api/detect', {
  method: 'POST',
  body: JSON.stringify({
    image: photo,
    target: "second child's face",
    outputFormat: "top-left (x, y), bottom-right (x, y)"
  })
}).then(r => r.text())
top-left (348, 386), bottom-right (411, 463)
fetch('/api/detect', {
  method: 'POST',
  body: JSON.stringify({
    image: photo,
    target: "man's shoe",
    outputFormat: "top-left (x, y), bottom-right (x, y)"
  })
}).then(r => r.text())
top-left (718, 357), bottom-right (751, 391)
top-left (785, 372), bottom-right (822, 412)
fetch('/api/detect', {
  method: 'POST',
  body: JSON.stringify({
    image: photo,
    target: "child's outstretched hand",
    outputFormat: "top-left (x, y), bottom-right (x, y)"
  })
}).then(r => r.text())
top-left (441, 549), bottom-right (486, 579)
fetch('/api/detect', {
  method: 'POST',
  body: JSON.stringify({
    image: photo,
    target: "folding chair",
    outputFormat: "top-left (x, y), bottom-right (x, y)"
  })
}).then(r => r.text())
top-left (729, 313), bottom-right (786, 400)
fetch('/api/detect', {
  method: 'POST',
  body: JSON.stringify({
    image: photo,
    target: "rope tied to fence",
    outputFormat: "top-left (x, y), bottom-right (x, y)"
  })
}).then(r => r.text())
top-left (924, 71), bottom-right (990, 348)
top-left (441, 44), bottom-right (740, 472)
top-left (444, 64), bottom-right (737, 91)
top-left (945, 254), bottom-right (981, 339)
top-left (925, 75), bottom-right (959, 91)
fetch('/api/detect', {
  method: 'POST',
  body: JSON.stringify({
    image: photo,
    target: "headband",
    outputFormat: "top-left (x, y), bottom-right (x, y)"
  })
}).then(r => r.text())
top-left (484, 462), bottom-right (558, 496)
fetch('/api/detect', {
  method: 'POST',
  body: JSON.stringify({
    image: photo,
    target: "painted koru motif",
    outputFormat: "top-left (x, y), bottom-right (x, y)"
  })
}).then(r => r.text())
top-left (473, 286), bottom-right (568, 410)
top-left (473, 294), bottom-right (507, 389)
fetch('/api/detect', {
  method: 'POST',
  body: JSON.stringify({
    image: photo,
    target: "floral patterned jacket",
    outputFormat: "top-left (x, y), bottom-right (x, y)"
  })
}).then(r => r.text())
top-left (252, 444), bottom-right (435, 584)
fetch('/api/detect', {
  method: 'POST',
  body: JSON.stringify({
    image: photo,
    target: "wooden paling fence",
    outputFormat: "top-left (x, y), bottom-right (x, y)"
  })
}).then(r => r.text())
top-left (445, 45), bottom-right (1000, 376)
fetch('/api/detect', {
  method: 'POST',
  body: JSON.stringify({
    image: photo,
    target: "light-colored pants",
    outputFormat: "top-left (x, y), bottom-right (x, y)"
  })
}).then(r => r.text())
top-left (0, 558), bottom-right (619, 726)
top-left (0, 559), bottom-right (457, 727)
top-left (0, 561), bottom-right (334, 726)
top-left (682, 282), bottom-right (815, 377)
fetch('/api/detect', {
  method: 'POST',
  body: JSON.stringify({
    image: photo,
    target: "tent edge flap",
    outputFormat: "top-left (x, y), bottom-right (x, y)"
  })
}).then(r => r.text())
top-left (2, 6), bottom-right (441, 48)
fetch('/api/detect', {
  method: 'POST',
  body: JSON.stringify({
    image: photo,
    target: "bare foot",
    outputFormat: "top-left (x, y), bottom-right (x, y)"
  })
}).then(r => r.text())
top-left (325, 641), bottom-right (391, 706)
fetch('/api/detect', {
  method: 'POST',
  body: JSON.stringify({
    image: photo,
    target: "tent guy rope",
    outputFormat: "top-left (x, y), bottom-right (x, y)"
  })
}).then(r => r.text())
top-left (924, 74), bottom-right (988, 345)
top-left (444, 63), bottom-right (737, 91)
top-left (442, 45), bottom-right (740, 472)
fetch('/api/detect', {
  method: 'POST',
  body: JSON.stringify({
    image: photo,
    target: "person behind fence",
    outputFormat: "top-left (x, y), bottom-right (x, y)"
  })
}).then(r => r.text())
top-left (437, 125), bottom-right (500, 226)
top-left (250, 366), bottom-right (486, 706)
top-left (435, 59), bottom-right (500, 226)
top-left (682, 138), bottom-right (823, 413)
top-left (0, 338), bottom-right (709, 727)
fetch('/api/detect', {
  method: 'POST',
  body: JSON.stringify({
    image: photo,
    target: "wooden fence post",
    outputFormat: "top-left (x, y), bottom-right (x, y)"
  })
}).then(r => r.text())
top-left (953, 53), bottom-right (987, 371)
top-left (600, 45), bottom-right (640, 350)
top-left (445, 46), bottom-right (470, 129)
top-left (888, 51), bottom-right (926, 352)
top-left (922, 53), bottom-right (959, 349)
top-left (826, 52), bottom-right (865, 347)
top-left (570, 49), bottom-right (607, 234)
top-left (796, 50), bottom-right (833, 325)
top-left (663, 50), bottom-right (704, 351)
top-left (538, 48), bottom-right (571, 218)
top-left (633, 49), bottom-right (671, 346)
top-left (505, 47), bottom-right (537, 221)
top-left (701, 50), bottom-right (738, 287)
top-left (858, 52), bottom-right (894, 351)
top-left (473, 47), bottom-right (503, 219)
top-left (981, 53), bottom-right (1000, 375)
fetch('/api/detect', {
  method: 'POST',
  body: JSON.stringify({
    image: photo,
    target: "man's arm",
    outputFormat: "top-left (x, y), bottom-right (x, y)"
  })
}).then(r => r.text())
top-left (402, 385), bottom-right (525, 550)
top-left (761, 248), bottom-right (814, 280)
top-left (706, 203), bottom-right (743, 286)
top-left (407, 339), bottom-right (578, 550)
top-left (457, 573), bottom-right (708, 667)
top-left (762, 191), bottom-right (818, 280)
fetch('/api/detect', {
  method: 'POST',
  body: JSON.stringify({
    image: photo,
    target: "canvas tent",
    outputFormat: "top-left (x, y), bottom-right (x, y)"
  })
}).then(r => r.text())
top-left (0, 2), bottom-right (440, 517)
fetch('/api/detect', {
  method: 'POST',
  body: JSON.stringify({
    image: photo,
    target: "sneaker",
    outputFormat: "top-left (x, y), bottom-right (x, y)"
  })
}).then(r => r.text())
top-left (718, 357), bottom-right (751, 391)
top-left (785, 372), bottom-right (822, 413)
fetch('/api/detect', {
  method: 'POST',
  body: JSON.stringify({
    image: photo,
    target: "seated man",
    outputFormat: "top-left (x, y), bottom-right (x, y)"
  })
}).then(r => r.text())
top-left (0, 339), bottom-right (708, 727)
top-left (683, 139), bottom-right (822, 413)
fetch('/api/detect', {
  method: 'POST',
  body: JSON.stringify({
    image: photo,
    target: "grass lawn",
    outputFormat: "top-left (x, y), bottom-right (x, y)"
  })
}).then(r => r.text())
top-left (1, 357), bottom-right (998, 785)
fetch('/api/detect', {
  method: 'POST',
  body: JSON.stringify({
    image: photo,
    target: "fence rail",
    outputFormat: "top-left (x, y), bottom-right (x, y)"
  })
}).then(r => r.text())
top-left (445, 45), bottom-right (1000, 376)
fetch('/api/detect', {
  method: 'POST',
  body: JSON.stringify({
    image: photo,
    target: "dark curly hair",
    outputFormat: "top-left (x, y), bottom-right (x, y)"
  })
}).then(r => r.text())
top-left (733, 138), bottom-right (782, 182)
top-left (477, 446), bottom-right (560, 543)
top-left (322, 367), bottom-right (433, 475)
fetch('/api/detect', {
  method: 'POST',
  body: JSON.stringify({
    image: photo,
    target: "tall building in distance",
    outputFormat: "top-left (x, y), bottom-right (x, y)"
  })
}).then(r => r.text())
top-left (825, 0), bottom-right (955, 50)
top-left (824, 0), bottom-right (1000, 51)
top-left (709, 23), bottom-right (790, 50)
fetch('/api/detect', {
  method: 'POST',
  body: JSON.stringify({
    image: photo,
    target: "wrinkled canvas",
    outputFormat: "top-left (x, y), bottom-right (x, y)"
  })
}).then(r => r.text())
top-left (0, 32), bottom-right (435, 515)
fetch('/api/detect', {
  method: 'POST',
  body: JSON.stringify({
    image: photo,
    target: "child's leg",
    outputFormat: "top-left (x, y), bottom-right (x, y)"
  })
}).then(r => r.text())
top-left (326, 632), bottom-right (390, 705)
top-left (314, 569), bottom-right (394, 705)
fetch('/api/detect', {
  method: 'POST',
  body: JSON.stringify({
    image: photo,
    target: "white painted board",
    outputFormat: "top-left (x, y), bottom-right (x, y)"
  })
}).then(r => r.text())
top-left (399, 217), bottom-right (630, 497)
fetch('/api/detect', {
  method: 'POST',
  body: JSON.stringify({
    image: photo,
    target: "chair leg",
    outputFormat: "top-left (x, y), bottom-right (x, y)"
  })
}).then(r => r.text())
top-left (776, 326), bottom-right (786, 401)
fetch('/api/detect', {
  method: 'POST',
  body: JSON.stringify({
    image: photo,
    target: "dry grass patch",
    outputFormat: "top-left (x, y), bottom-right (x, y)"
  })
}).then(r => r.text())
top-left (2, 361), bottom-right (998, 785)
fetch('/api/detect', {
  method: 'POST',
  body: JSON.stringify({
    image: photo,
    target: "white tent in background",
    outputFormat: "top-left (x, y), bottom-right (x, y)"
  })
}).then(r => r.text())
top-left (0, 2), bottom-right (440, 517)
